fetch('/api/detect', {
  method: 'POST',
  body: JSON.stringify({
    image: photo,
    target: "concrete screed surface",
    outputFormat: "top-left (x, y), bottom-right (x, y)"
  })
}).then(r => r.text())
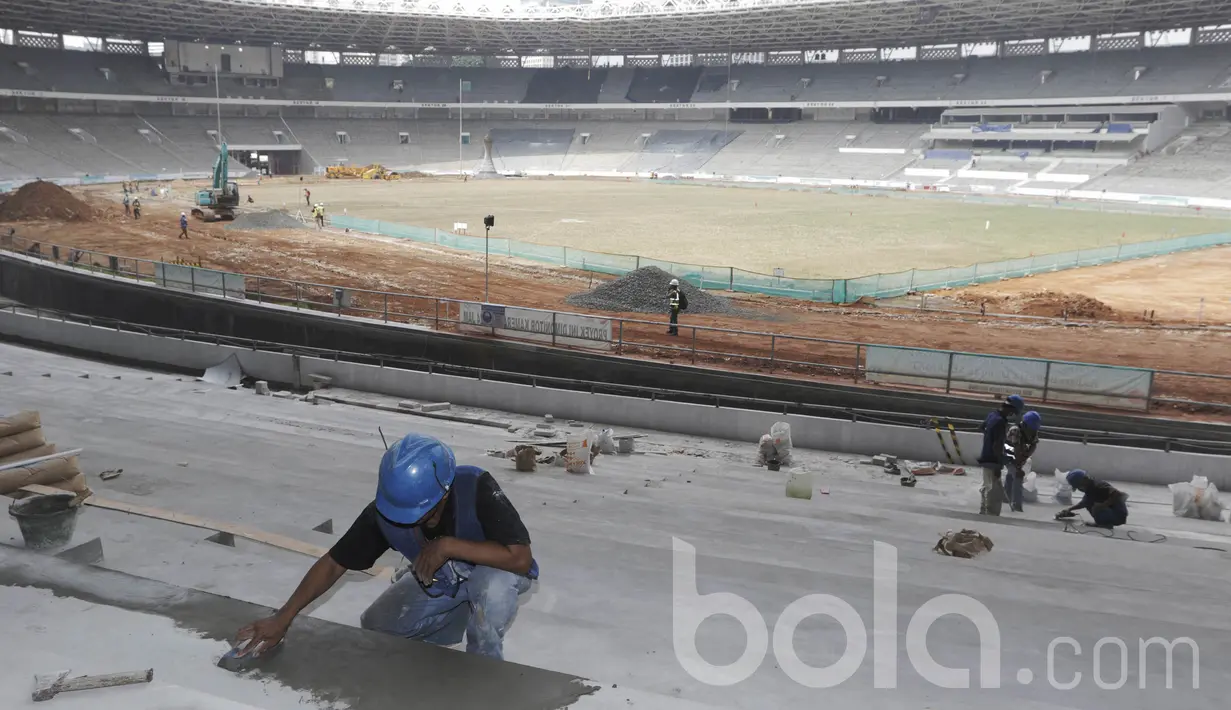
top-left (246, 179), bottom-right (1230, 278)
top-left (2, 340), bottom-right (1229, 709)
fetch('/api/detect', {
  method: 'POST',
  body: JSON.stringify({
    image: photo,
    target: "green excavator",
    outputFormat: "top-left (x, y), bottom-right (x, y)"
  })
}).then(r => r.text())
top-left (192, 142), bottom-right (240, 222)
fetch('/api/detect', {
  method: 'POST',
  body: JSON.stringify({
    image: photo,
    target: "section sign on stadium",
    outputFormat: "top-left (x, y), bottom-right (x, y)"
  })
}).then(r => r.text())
top-left (459, 302), bottom-right (612, 350)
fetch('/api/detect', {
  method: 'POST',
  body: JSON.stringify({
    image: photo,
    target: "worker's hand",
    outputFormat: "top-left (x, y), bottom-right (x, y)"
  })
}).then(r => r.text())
top-left (412, 537), bottom-right (454, 584)
top-left (234, 614), bottom-right (291, 657)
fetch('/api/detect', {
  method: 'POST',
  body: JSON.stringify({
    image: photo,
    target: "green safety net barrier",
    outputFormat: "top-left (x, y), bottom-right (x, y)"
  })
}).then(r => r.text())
top-left (329, 216), bottom-right (1229, 304)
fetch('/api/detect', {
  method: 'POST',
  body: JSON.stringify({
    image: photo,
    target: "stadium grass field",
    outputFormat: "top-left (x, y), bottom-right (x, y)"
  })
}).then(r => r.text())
top-left (247, 178), bottom-right (1231, 279)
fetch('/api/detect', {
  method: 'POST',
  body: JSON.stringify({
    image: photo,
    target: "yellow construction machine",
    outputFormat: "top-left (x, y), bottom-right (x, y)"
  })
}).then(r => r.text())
top-left (326, 164), bottom-right (401, 180)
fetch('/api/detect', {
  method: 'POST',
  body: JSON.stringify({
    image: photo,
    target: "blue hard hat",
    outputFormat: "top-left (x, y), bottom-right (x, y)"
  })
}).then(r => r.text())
top-left (1066, 470), bottom-right (1087, 488)
top-left (1005, 394), bottom-right (1025, 413)
top-left (375, 434), bottom-right (457, 524)
top-left (1022, 411), bottom-right (1042, 431)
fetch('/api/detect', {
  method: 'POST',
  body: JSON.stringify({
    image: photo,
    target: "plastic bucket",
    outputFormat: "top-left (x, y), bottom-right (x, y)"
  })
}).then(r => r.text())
top-left (9, 494), bottom-right (79, 549)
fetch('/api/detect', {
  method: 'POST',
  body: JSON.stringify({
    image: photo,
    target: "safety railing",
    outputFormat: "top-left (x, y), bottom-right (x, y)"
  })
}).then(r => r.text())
top-left (5, 231), bottom-right (1231, 413)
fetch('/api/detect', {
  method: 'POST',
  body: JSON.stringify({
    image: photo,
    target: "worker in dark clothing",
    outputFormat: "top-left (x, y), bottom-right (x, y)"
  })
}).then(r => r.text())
top-left (122, 193), bottom-right (131, 217)
top-left (977, 394), bottom-right (1025, 516)
top-left (131, 198), bottom-right (141, 220)
top-left (1003, 410), bottom-right (1041, 512)
top-left (1057, 470), bottom-right (1128, 528)
top-left (305, 188), bottom-right (311, 206)
top-left (667, 278), bottom-right (687, 336)
top-left (234, 434), bottom-right (536, 661)
top-left (179, 212), bottom-right (189, 239)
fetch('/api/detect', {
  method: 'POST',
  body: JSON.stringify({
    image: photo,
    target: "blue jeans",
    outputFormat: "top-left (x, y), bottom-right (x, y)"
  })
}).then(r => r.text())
top-left (359, 564), bottom-right (532, 660)
top-left (1091, 502), bottom-right (1129, 528)
top-left (1003, 467), bottom-right (1024, 511)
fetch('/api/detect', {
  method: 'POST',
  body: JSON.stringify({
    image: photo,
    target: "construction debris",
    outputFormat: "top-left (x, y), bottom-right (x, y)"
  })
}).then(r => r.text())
top-left (934, 529), bottom-right (994, 559)
top-left (566, 266), bottom-right (734, 314)
top-left (224, 210), bottom-right (302, 230)
top-left (514, 445), bottom-right (540, 472)
top-left (253, 381), bottom-right (270, 396)
top-left (420, 402), bottom-right (451, 413)
top-left (1169, 475), bottom-right (1227, 521)
top-left (99, 469), bottom-right (123, 481)
top-left (32, 669), bottom-right (154, 702)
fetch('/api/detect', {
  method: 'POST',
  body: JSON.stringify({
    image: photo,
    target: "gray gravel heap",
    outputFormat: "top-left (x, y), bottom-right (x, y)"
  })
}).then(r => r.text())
top-left (225, 210), bottom-right (304, 230)
top-left (566, 266), bottom-right (733, 314)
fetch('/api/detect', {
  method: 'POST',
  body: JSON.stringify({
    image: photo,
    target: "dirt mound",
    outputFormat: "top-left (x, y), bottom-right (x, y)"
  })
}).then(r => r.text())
top-left (961, 290), bottom-right (1117, 320)
top-left (0, 181), bottom-right (95, 223)
top-left (566, 266), bottom-right (733, 314)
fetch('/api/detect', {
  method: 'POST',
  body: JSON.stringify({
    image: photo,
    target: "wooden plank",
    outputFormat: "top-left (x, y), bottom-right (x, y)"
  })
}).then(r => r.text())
top-left (16, 484), bottom-right (387, 577)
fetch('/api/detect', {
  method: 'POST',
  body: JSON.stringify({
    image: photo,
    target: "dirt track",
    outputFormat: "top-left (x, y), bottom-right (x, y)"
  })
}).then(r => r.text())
top-left (6, 188), bottom-right (1231, 413)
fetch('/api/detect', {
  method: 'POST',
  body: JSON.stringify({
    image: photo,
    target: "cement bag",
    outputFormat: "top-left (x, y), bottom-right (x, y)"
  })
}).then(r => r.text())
top-left (0, 455), bottom-right (83, 495)
top-left (1053, 469), bottom-right (1073, 504)
top-left (597, 428), bottom-right (617, 456)
top-left (565, 432), bottom-right (593, 475)
top-left (0, 443), bottom-right (56, 466)
top-left (0, 428), bottom-right (47, 459)
top-left (0, 411), bottom-right (41, 438)
top-left (756, 435), bottom-right (775, 466)
top-left (1021, 471), bottom-right (1039, 503)
top-left (770, 422), bottom-right (793, 466)
top-left (1169, 476), bottom-right (1225, 521)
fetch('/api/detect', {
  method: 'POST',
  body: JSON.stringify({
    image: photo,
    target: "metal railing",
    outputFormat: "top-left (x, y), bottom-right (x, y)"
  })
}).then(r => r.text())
top-left (4, 231), bottom-right (1231, 413)
top-left (9, 302), bottom-right (1231, 455)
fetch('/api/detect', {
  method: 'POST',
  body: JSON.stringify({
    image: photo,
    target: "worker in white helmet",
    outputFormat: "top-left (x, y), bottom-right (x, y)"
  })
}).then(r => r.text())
top-left (667, 278), bottom-right (687, 336)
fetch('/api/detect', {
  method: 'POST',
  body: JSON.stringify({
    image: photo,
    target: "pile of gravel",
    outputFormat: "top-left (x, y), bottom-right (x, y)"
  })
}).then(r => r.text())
top-left (566, 266), bottom-right (733, 314)
top-left (225, 210), bottom-right (304, 230)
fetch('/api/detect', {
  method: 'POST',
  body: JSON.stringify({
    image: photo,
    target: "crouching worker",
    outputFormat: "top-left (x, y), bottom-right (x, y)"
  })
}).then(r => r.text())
top-left (235, 433), bottom-right (537, 660)
top-left (1056, 470), bottom-right (1128, 529)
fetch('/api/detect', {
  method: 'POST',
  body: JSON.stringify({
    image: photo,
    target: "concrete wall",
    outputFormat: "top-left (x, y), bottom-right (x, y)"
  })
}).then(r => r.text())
top-left (1145, 104), bottom-right (1189, 153)
top-left (4, 309), bottom-right (1227, 489)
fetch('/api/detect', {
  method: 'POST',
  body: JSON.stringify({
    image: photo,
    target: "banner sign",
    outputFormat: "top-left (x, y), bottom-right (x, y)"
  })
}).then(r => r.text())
top-left (460, 302), bottom-right (612, 350)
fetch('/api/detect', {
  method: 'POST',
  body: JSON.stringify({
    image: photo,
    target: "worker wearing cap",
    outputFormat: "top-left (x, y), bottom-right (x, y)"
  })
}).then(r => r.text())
top-left (179, 212), bottom-right (189, 239)
top-left (1056, 470), bottom-right (1128, 528)
top-left (235, 433), bottom-right (537, 660)
top-left (1003, 410), bottom-right (1041, 513)
top-left (976, 394), bottom-right (1025, 516)
top-left (667, 278), bottom-right (683, 336)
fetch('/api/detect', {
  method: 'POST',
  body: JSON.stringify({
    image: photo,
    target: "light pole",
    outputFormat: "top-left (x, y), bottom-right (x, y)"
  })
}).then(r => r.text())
top-left (483, 215), bottom-right (495, 302)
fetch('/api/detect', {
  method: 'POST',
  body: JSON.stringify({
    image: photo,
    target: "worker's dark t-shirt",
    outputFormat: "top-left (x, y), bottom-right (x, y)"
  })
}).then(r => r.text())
top-left (329, 471), bottom-right (530, 571)
top-left (1077, 479), bottom-right (1121, 509)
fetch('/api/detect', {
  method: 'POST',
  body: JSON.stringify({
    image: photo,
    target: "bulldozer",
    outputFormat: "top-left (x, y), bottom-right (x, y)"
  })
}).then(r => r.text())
top-left (191, 142), bottom-right (240, 222)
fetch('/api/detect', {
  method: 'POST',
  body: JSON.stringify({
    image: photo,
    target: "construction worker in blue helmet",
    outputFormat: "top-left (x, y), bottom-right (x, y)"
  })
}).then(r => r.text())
top-left (235, 433), bottom-right (537, 660)
top-left (976, 394), bottom-right (1025, 516)
top-left (1056, 470), bottom-right (1129, 528)
top-left (1002, 410), bottom-right (1041, 513)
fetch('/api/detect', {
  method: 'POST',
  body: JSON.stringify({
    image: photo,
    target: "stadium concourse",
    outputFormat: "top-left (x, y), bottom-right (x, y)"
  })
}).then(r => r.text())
top-left (2, 1), bottom-right (1231, 708)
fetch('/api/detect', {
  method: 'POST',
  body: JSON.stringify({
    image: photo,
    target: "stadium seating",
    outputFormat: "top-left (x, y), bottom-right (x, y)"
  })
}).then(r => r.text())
top-left (3, 43), bottom-right (1230, 104)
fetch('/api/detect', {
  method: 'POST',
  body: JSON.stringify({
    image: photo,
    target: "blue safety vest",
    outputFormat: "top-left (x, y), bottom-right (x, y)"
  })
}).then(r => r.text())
top-left (375, 466), bottom-right (538, 597)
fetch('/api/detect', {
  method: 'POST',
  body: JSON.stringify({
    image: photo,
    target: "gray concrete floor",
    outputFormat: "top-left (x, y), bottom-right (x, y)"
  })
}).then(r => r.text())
top-left (3, 341), bottom-right (1229, 709)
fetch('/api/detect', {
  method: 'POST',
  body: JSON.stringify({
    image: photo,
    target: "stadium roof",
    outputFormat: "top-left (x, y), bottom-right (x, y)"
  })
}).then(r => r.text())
top-left (3, 0), bottom-right (1229, 55)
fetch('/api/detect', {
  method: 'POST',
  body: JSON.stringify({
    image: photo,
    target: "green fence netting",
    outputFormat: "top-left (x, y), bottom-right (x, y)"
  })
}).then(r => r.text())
top-left (329, 216), bottom-right (1230, 304)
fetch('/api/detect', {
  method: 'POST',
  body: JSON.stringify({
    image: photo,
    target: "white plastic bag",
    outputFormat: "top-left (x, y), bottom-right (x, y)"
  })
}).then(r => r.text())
top-left (1169, 476), bottom-right (1224, 520)
top-left (767, 422), bottom-right (793, 467)
top-left (597, 428), bottom-right (617, 455)
top-left (565, 431), bottom-right (594, 475)
top-left (1053, 469), bottom-right (1073, 504)
top-left (1021, 471), bottom-right (1039, 503)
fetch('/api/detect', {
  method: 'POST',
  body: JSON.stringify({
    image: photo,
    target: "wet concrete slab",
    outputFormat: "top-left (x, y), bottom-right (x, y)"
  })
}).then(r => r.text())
top-left (0, 547), bottom-right (597, 710)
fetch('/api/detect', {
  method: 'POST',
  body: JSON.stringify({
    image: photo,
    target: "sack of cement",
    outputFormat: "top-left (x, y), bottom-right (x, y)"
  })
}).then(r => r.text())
top-left (0, 428), bottom-right (48, 460)
top-left (565, 432), bottom-right (594, 475)
top-left (1021, 471), bottom-right (1039, 503)
top-left (0, 454), bottom-right (83, 495)
top-left (514, 445), bottom-right (540, 473)
top-left (0, 411), bottom-right (41, 438)
top-left (0, 443), bottom-right (56, 466)
top-left (597, 428), bottom-right (617, 455)
top-left (1169, 476), bottom-right (1226, 521)
top-left (770, 422), bottom-right (793, 464)
top-left (934, 529), bottom-right (994, 559)
top-left (1053, 469), bottom-right (1073, 504)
